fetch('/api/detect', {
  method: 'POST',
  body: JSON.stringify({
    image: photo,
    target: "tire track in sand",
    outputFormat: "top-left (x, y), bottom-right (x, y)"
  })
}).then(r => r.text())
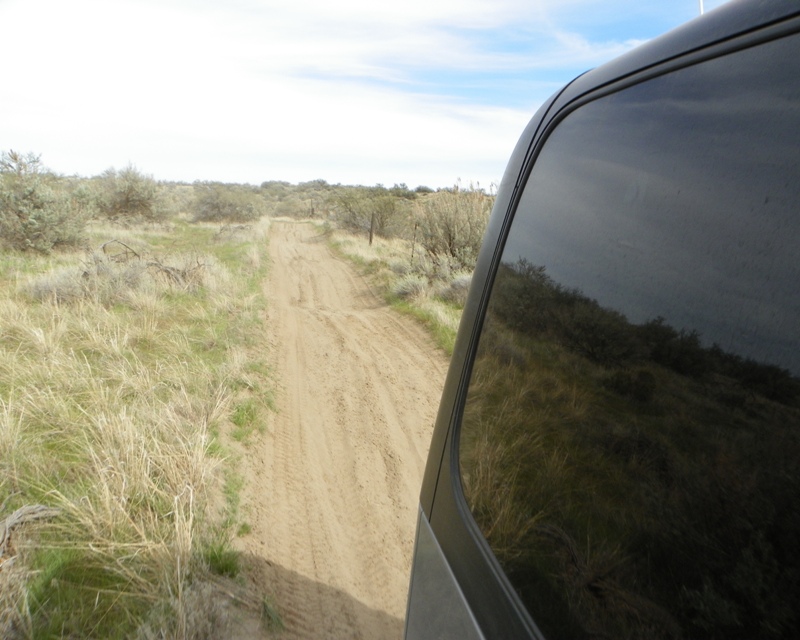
top-left (240, 220), bottom-right (449, 639)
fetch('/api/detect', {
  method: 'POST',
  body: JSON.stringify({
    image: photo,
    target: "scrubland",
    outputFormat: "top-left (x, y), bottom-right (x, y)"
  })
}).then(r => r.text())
top-left (0, 219), bottom-right (274, 638)
top-left (1, 149), bottom-right (492, 638)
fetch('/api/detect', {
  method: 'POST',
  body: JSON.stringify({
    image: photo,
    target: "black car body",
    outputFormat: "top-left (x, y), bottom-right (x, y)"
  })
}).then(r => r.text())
top-left (405, 1), bottom-right (800, 638)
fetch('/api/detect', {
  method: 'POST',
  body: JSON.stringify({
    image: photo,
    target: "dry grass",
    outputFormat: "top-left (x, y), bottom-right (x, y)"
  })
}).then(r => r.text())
top-left (0, 220), bottom-right (273, 638)
top-left (322, 223), bottom-right (466, 353)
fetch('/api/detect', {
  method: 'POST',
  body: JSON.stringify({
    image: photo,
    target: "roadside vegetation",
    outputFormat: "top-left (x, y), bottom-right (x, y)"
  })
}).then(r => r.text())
top-left (1, 151), bottom-right (274, 638)
top-left (315, 181), bottom-right (494, 354)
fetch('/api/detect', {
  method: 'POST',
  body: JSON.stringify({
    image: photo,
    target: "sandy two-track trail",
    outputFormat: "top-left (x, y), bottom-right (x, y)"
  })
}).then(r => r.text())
top-left (237, 220), bottom-right (449, 638)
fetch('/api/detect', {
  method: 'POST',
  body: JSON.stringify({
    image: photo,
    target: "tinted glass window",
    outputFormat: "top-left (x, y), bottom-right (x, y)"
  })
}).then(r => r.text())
top-left (458, 34), bottom-right (800, 639)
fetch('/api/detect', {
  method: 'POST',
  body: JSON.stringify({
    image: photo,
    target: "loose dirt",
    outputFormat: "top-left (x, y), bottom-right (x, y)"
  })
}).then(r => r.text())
top-left (236, 220), bottom-right (449, 638)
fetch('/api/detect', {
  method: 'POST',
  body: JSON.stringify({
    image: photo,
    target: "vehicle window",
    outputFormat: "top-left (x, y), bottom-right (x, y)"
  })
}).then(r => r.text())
top-left (458, 33), bottom-right (800, 640)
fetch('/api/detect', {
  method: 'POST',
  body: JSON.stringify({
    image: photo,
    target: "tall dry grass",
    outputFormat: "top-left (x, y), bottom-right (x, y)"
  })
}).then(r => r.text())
top-left (0, 218), bottom-right (272, 638)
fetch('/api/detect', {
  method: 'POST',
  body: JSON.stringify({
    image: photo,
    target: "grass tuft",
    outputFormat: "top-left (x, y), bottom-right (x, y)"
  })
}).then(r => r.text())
top-left (202, 539), bottom-right (241, 578)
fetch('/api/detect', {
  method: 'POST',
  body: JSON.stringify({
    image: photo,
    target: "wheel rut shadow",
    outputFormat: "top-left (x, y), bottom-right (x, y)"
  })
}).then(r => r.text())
top-left (235, 551), bottom-right (406, 639)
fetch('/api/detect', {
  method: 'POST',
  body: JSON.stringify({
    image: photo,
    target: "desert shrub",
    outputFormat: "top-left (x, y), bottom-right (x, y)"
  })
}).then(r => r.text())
top-left (436, 271), bottom-right (472, 306)
top-left (96, 165), bottom-right (171, 222)
top-left (0, 150), bottom-right (89, 253)
top-left (260, 180), bottom-right (292, 196)
top-left (386, 257), bottom-right (411, 276)
top-left (369, 192), bottom-right (408, 239)
top-left (25, 243), bottom-right (225, 305)
top-left (296, 179), bottom-right (334, 216)
top-left (25, 257), bottom-right (144, 304)
top-left (393, 274), bottom-right (428, 300)
top-left (388, 183), bottom-right (417, 200)
top-left (735, 359), bottom-right (798, 404)
top-left (413, 184), bottom-right (492, 270)
top-left (191, 182), bottom-right (266, 222)
top-left (490, 259), bottom-right (639, 365)
top-left (158, 182), bottom-right (194, 216)
top-left (557, 301), bottom-right (640, 367)
top-left (260, 179), bottom-right (333, 218)
top-left (490, 260), bottom-right (561, 335)
top-left (271, 195), bottom-right (305, 217)
top-left (640, 318), bottom-right (709, 378)
top-left (331, 185), bottom-right (410, 243)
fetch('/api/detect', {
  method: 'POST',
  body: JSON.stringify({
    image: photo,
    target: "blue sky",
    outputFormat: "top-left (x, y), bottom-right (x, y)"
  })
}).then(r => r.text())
top-left (0, 0), bottom-right (730, 188)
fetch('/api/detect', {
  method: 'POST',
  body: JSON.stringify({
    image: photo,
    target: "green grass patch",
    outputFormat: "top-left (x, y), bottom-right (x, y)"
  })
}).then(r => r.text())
top-left (202, 539), bottom-right (241, 578)
top-left (392, 298), bottom-right (458, 355)
top-left (231, 399), bottom-right (260, 442)
top-left (28, 548), bottom-right (150, 639)
top-left (220, 460), bottom-right (247, 532)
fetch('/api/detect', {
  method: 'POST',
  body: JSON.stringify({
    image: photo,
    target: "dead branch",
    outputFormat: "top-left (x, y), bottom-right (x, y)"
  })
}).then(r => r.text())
top-left (100, 239), bottom-right (141, 262)
top-left (146, 258), bottom-right (207, 286)
top-left (1, 505), bottom-right (61, 558)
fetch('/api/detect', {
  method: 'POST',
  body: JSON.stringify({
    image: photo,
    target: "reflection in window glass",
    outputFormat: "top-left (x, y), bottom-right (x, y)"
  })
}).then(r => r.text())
top-left (459, 35), bottom-right (800, 639)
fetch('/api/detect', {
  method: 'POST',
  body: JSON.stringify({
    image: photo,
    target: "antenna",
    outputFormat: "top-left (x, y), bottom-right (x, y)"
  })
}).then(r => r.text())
top-left (699, 0), bottom-right (705, 14)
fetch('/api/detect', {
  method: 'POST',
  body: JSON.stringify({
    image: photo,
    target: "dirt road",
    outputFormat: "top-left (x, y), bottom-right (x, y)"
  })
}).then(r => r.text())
top-left (238, 220), bottom-right (449, 638)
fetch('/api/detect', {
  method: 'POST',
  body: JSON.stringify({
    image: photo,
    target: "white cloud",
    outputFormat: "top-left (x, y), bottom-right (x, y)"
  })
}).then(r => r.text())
top-left (0, 0), bottom-right (726, 186)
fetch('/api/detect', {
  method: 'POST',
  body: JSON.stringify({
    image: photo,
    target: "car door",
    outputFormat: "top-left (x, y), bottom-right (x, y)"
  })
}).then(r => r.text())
top-left (406, 4), bottom-right (800, 639)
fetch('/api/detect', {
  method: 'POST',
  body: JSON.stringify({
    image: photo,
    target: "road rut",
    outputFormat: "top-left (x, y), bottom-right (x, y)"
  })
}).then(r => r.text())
top-left (239, 220), bottom-right (449, 638)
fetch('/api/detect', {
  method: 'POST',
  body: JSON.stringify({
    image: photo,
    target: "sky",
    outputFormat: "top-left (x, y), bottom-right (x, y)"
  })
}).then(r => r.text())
top-left (0, 0), bottom-right (731, 189)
